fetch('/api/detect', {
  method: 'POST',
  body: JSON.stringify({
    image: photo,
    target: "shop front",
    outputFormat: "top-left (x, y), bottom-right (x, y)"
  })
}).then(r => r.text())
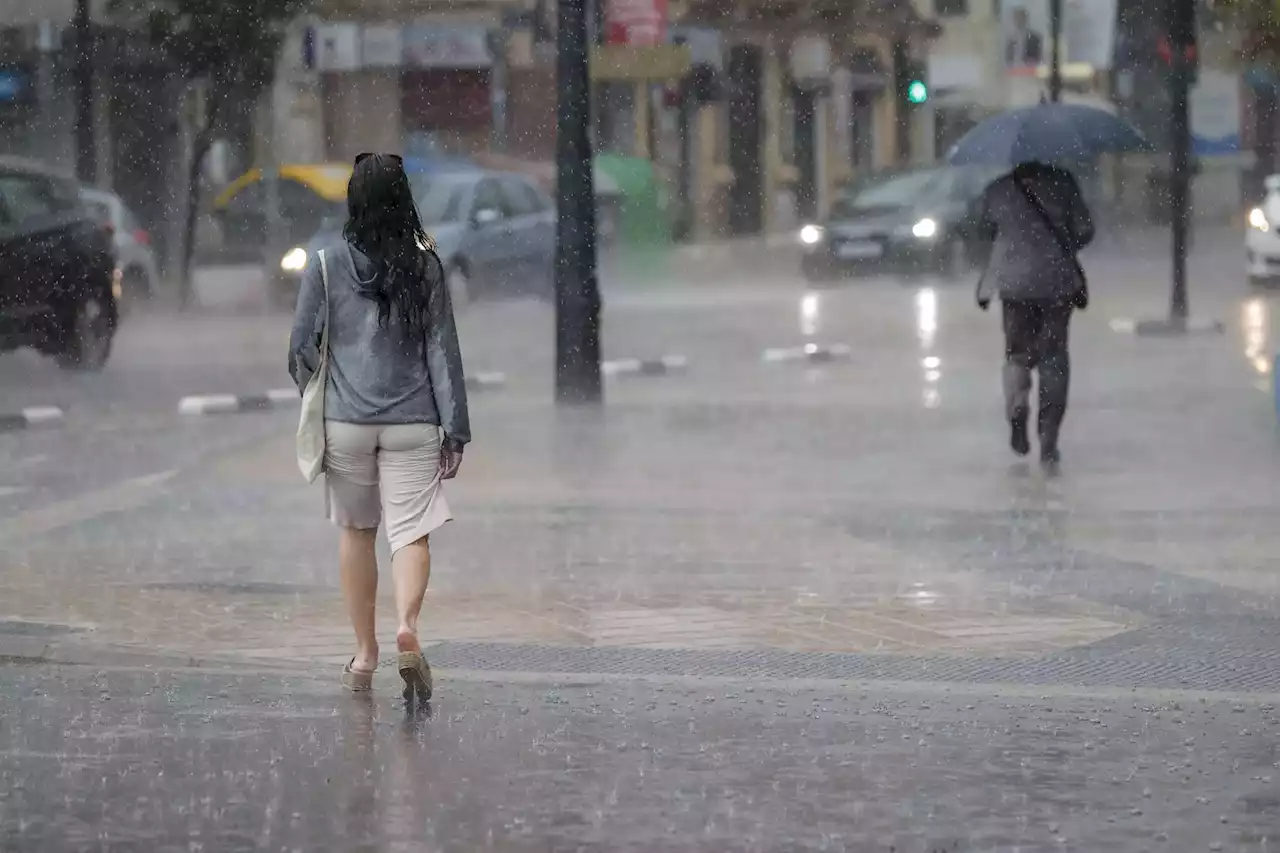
top-left (402, 23), bottom-right (494, 157)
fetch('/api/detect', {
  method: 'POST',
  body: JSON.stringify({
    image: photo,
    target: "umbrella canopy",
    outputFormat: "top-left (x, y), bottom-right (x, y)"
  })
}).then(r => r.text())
top-left (946, 103), bottom-right (1149, 167)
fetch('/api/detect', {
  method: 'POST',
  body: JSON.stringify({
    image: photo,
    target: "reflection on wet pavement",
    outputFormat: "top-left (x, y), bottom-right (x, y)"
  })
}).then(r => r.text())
top-left (2, 667), bottom-right (1277, 852)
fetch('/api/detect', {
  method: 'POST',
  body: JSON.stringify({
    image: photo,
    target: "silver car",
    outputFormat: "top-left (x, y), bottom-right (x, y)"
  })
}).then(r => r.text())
top-left (272, 168), bottom-right (556, 309)
top-left (80, 188), bottom-right (161, 307)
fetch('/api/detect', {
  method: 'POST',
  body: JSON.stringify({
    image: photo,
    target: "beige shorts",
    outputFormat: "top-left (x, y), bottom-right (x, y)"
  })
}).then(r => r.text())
top-left (324, 421), bottom-right (453, 553)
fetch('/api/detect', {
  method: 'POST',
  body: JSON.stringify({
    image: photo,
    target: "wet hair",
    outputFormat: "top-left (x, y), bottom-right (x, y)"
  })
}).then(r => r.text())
top-left (342, 153), bottom-right (442, 357)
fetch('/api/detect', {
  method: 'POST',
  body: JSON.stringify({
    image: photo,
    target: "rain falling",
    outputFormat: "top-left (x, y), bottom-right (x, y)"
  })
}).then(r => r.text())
top-left (1, 0), bottom-right (1279, 849)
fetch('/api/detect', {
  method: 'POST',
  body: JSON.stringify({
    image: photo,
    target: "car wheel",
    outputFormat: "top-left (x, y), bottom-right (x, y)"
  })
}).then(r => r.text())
top-left (55, 290), bottom-right (115, 371)
top-left (448, 263), bottom-right (471, 308)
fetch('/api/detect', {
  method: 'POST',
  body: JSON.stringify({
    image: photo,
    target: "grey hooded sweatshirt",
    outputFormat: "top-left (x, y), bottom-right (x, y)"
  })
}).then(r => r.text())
top-left (288, 241), bottom-right (470, 448)
top-left (976, 164), bottom-right (1094, 304)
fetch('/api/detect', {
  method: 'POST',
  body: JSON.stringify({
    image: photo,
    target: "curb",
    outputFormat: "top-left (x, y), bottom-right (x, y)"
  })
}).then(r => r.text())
top-left (469, 372), bottom-right (508, 390)
top-left (0, 406), bottom-right (66, 432)
top-left (762, 343), bottom-right (852, 364)
top-left (178, 389), bottom-right (297, 416)
top-left (602, 355), bottom-right (689, 377)
top-left (1109, 317), bottom-right (1225, 336)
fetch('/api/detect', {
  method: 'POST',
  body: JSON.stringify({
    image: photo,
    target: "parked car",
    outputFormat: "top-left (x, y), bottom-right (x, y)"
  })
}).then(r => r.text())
top-left (271, 168), bottom-right (556, 309)
top-left (1246, 175), bottom-right (1280, 286)
top-left (0, 158), bottom-right (118, 370)
top-left (798, 165), bottom-right (1004, 282)
top-left (81, 187), bottom-right (160, 308)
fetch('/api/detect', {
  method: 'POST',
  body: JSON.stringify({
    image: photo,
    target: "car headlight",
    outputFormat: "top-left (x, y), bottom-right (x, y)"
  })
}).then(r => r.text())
top-left (799, 224), bottom-right (825, 245)
top-left (280, 247), bottom-right (308, 271)
top-left (1249, 207), bottom-right (1270, 232)
top-left (912, 217), bottom-right (938, 239)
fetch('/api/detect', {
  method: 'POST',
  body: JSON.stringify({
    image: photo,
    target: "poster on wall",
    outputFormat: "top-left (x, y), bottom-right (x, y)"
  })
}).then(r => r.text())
top-left (404, 23), bottom-right (492, 69)
top-left (1190, 70), bottom-right (1241, 156)
top-left (606, 0), bottom-right (668, 47)
top-left (1000, 0), bottom-right (1116, 72)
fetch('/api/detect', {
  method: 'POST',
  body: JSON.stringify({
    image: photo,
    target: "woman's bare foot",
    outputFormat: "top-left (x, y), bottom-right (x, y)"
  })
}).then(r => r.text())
top-left (396, 628), bottom-right (420, 656)
top-left (351, 644), bottom-right (379, 674)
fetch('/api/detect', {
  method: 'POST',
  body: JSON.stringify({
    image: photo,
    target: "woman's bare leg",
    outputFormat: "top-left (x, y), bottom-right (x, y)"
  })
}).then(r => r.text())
top-left (392, 536), bottom-right (431, 653)
top-left (340, 526), bottom-right (380, 671)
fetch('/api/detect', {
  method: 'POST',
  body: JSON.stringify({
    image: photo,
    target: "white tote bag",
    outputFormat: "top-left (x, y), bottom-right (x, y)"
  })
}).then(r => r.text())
top-left (296, 250), bottom-right (330, 483)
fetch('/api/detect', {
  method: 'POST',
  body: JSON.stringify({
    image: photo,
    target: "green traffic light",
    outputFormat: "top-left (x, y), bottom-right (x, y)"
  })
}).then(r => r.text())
top-left (907, 80), bottom-right (928, 104)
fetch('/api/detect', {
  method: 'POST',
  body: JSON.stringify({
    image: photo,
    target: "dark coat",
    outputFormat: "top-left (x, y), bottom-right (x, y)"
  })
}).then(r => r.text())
top-left (976, 163), bottom-right (1094, 303)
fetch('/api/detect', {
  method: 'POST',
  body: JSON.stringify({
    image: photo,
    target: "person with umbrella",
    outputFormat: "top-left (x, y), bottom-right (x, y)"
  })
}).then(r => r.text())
top-left (948, 103), bottom-right (1149, 470)
top-left (975, 161), bottom-right (1093, 469)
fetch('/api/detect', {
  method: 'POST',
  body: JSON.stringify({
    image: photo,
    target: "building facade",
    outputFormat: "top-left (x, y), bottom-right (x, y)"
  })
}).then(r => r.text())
top-left (261, 0), bottom-right (939, 240)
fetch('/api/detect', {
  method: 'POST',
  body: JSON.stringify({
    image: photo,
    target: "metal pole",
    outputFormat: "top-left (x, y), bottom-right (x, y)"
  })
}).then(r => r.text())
top-left (1048, 0), bottom-right (1063, 102)
top-left (891, 40), bottom-right (910, 164)
top-left (1168, 0), bottom-right (1194, 321)
top-left (676, 79), bottom-right (693, 240)
top-left (73, 0), bottom-right (95, 184)
top-left (488, 29), bottom-right (508, 154)
top-left (554, 0), bottom-right (604, 404)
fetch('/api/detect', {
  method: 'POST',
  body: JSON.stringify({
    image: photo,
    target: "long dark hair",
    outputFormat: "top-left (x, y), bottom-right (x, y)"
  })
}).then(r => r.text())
top-left (342, 153), bottom-right (442, 355)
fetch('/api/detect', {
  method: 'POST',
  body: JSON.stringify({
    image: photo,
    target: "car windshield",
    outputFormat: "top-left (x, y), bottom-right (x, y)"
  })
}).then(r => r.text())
top-left (410, 174), bottom-right (471, 225)
top-left (832, 169), bottom-right (951, 217)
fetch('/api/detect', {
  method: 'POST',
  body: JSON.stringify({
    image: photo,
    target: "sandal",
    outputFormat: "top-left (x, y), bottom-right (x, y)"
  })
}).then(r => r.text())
top-left (341, 658), bottom-right (374, 692)
top-left (397, 650), bottom-right (433, 703)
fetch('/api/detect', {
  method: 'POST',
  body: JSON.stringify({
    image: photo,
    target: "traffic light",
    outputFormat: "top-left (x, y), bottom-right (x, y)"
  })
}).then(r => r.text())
top-left (892, 41), bottom-right (928, 107)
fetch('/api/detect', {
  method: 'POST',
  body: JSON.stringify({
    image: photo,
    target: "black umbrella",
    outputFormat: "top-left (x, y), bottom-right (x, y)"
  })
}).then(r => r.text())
top-left (947, 103), bottom-right (1150, 166)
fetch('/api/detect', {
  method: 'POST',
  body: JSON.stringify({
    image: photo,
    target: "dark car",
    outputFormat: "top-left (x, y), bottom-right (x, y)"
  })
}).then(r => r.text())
top-left (0, 158), bottom-right (118, 370)
top-left (799, 165), bottom-right (1003, 282)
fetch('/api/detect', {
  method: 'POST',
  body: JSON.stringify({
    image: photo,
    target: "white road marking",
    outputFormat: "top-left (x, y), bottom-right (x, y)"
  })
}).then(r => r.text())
top-left (762, 343), bottom-right (852, 363)
top-left (602, 356), bottom-right (688, 377)
top-left (21, 406), bottom-right (65, 426)
top-left (178, 394), bottom-right (241, 415)
top-left (469, 372), bottom-right (508, 388)
top-left (266, 388), bottom-right (298, 403)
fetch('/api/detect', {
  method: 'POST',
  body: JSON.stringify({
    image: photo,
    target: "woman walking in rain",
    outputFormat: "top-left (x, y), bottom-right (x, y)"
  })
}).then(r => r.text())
top-left (976, 161), bottom-right (1093, 470)
top-left (289, 152), bottom-right (469, 701)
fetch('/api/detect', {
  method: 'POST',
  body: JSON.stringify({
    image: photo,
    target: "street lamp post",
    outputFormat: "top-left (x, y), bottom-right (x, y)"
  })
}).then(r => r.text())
top-left (554, 0), bottom-right (604, 405)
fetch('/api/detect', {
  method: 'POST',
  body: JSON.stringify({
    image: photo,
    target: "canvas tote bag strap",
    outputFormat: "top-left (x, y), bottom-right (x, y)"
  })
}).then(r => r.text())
top-left (317, 250), bottom-right (330, 355)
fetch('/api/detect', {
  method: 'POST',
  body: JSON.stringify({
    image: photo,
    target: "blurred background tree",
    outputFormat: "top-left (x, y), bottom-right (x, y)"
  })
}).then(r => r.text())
top-left (108, 0), bottom-right (309, 305)
top-left (1216, 0), bottom-right (1280, 59)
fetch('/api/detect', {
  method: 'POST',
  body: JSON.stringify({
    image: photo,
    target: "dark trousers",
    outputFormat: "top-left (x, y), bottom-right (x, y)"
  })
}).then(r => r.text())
top-left (1002, 299), bottom-right (1073, 450)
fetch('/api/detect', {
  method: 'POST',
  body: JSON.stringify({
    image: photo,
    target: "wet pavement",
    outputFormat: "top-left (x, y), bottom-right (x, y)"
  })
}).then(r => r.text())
top-left (2, 666), bottom-right (1277, 852)
top-left (2, 228), bottom-right (1280, 848)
